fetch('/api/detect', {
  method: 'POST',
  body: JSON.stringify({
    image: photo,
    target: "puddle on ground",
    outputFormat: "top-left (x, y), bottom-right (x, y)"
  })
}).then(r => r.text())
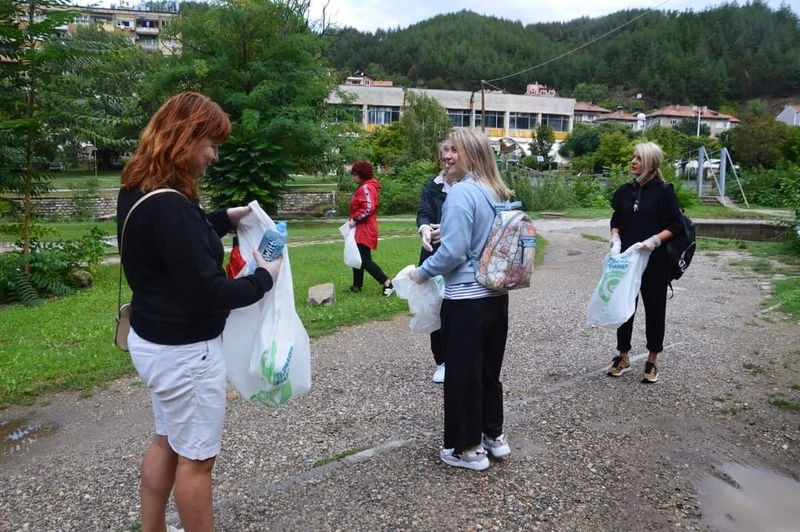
top-left (698, 462), bottom-right (800, 531)
top-left (0, 418), bottom-right (59, 458)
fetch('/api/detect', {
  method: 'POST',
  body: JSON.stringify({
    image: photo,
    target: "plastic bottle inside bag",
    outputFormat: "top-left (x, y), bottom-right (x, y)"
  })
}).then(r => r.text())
top-left (259, 221), bottom-right (288, 262)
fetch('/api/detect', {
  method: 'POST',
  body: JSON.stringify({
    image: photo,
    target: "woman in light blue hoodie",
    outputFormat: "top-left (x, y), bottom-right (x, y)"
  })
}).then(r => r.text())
top-left (410, 129), bottom-right (514, 471)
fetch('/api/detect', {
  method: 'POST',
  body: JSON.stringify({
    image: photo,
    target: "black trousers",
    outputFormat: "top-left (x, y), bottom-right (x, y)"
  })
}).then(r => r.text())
top-left (352, 243), bottom-right (389, 288)
top-left (419, 248), bottom-right (444, 365)
top-left (430, 329), bottom-right (444, 365)
top-left (440, 295), bottom-right (509, 453)
top-left (616, 250), bottom-right (669, 353)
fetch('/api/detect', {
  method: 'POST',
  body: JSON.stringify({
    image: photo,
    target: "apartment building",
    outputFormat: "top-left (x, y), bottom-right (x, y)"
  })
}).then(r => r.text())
top-left (328, 84), bottom-right (576, 154)
top-left (645, 105), bottom-right (739, 138)
top-left (55, 2), bottom-right (179, 54)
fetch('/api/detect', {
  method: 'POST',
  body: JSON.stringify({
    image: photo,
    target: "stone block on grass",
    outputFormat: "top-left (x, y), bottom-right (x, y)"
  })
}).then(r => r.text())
top-left (308, 283), bottom-right (336, 307)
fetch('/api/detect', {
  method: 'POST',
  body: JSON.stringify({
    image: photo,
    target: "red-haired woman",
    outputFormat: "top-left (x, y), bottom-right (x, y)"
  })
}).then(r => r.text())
top-left (117, 92), bottom-right (282, 532)
top-left (348, 161), bottom-right (394, 296)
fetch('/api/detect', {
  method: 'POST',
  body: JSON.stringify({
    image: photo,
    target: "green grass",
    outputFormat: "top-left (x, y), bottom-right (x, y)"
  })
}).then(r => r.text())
top-left (580, 234), bottom-right (607, 243)
top-left (48, 171), bottom-right (121, 190)
top-left (768, 396), bottom-right (800, 411)
top-left (742, 362), bottom-right (766, 374)
top-left (312, 446), bottom-right (369, 468)
top-left (0, 236), bottom-right (420, 407)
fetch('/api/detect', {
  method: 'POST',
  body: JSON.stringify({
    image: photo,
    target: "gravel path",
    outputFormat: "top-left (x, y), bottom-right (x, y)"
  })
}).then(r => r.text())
top-left (2, 219), bottom-right (800, 531)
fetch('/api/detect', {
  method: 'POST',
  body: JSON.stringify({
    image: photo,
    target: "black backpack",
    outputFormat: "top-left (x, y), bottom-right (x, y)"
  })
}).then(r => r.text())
top-left (661, 183), bottom-right (696, 284)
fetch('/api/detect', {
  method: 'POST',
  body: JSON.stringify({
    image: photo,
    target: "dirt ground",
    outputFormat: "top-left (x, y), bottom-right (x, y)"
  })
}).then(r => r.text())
top-left (2, 219), bottom-right (799, 531)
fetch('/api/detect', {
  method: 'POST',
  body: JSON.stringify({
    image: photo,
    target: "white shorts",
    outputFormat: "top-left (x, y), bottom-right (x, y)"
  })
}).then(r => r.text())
top-left (128, 328), bottom-right (226, 461)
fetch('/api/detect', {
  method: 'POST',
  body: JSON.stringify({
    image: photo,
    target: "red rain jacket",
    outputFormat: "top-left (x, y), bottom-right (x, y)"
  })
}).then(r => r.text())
top-left (348, 178), bottom-right (381, 250)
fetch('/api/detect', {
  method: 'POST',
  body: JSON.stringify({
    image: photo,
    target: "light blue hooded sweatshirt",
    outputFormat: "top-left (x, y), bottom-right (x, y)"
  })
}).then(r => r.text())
top-left (417, 173), bottom-right (505, 286)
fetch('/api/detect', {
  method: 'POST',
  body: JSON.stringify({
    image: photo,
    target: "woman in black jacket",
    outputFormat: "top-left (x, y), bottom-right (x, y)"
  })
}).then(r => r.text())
top-left (607, 141), bottom-right (683, 383)
top-left (117, 92), bottom-right (282, 532)
top-left (416, 159), bottom-right (455, 383)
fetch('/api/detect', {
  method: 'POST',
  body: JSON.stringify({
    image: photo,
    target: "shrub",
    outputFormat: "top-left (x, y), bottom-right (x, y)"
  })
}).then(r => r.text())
top-left (572, 175), bottom-right (608, 208)
top-left (527, 174), bottom-right (576, 211)
top-left (0, 226), bottom-right (106, 305)
top-left (378, 159), bottom-right (438, 215)
top-left (729, 166), bottom-right (799, 208)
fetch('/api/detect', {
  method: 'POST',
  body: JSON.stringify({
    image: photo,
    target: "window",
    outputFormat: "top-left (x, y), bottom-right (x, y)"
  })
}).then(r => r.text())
top-left (334, 105), bottom-right (363, 124)
top-left (474, 111), bottom-right (504, 129)
top-left (447, 109), bottom-right (471, 127)
top-left (367, 106), bottom-right (400, 125)
top-left (541, 114), bottom-right (569, 132)
top-left (509, 112), bottom-right (537, 130)
top-left (669, 119), bottom-right (680, 126)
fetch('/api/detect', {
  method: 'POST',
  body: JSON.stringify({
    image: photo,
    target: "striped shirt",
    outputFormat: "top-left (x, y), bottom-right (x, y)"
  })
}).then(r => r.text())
top-left (444, 281), bottom-right (507, 300)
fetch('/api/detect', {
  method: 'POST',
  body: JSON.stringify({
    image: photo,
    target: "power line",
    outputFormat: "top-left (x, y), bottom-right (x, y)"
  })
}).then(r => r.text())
top-left (485, 0), bottom-right (672, 84)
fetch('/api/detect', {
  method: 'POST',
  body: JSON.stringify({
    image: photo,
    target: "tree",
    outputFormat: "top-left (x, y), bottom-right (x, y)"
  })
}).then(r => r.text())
top-left (150, 0), bottom-right (338, 211)
top-left (0, 0), bottom-right (79, 270)
top-left (674, 118), bottom-right (711, 137)
top-left (527, 124), bottom-right (555, 170)
top-left (730, 114), bottom-right (789, 169)
top-left (44, 24), bottom-right (153, 170)
top-left (396, 90), bottom-right (452, 165)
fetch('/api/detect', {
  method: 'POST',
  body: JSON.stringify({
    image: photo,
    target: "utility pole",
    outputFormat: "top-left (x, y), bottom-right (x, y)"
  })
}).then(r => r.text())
top-left (480, 80), bottom-right (486, 133)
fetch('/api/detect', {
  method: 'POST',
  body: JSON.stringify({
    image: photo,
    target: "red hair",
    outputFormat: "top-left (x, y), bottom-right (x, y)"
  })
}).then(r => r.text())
top-left (121, 92), bottom-right (231, 199)
top-left (351, 160), bottom-right (375, 181)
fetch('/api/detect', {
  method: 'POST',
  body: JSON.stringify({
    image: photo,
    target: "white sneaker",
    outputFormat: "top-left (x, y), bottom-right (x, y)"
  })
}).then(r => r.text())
top-left (432, 364), bottom-right (445, 383)
top-left (167, 526), bottom-right (184, 532)
top-left (440, 448), bottom-right (490, 471)
top-left (481, 433), bottom-right (511, 458)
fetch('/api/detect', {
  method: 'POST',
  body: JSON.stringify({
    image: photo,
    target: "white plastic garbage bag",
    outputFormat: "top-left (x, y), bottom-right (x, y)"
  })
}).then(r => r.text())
top-left (222, 201), bottom-right (311, 407)
top-left (586, 244), bottom-right (650, 329)
top-left (393, 265), bottom-right (445, 334)
top-left (339, 222), bottom-right (362, 269)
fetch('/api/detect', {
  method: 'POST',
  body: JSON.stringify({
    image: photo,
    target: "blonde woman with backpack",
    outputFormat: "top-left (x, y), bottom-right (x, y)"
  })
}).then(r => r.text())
top-left (409, 129), bottom-right (513, 471)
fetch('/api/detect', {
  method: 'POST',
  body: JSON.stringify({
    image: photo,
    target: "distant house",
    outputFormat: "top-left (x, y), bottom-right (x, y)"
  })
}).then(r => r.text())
top-left (343, 70), bottom-right (394, 87)
top-left (776, 104), bottom-right (800, 126)
top-left (525, 82), bottom-right (558, 97)
top-left (594, 109), bottom-right (642, 130)
top-left (574, 102), bottom-right (612, 124)
top-left (646, 105), bottom-right (738, 137)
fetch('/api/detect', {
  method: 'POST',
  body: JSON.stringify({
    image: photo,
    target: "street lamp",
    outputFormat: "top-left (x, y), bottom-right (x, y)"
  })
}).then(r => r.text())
top-left (692, 105), bottom-right (707, 137)
top-left (636, 113), bottom-right (646, 136)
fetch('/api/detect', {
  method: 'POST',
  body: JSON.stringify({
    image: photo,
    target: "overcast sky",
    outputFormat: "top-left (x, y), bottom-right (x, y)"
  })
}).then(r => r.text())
top-left (310, 0), bottom-right (799, 33)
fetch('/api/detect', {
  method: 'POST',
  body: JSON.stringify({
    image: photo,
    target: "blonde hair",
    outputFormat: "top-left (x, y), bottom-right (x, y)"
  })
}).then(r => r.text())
top-left (634, 141), bottom-right (664, 185)
top-left (446, 129), bottom-right (512, 201)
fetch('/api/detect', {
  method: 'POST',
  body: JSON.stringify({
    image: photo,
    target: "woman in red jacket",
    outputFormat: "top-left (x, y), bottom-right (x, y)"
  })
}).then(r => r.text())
top-left (348, 161), bottom-right (394, 296)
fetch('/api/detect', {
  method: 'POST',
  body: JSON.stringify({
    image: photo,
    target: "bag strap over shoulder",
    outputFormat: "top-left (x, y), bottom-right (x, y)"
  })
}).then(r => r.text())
top-left (468, 180), bottom-right (522, 212)
top-left (117, 188), bottom-right (184, 313)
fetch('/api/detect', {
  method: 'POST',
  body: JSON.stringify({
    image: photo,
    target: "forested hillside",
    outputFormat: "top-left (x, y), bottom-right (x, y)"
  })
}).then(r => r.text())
top-left (324, 2), bottom-right (800, 109)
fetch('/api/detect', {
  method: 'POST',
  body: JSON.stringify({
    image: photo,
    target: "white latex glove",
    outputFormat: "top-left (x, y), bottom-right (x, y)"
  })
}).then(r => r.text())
top-left (610, 233), bottom-right (621, 251)
top-left (430, 223), bottom-right (441, 245)
top-left (419, 224), bottom-right (433, 252)
top-left (348, 219), bottom-right (357, 228)
top-left (253, 251), bottom-right (282, 283)
top-left (227, 206), bottom-right (251, 227)
top-left (639, 234), bottom-right (662, 252)
top-left (409, 268), bottom-right (424, 284)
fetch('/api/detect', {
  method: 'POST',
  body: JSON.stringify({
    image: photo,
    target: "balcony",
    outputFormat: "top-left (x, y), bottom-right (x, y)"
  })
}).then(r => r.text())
top-left (135, 26), bottom-right (159, 35)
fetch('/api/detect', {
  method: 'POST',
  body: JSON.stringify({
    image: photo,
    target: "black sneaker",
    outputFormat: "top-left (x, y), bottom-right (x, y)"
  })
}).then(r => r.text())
top-left (642, 361), bottom-right (659, 383)
top-left (382, 283), bottom-right (394, 297)
top-left (348, 286), bottom-right (362, 293)
top-left (607, 355), bottom-right (631, 377)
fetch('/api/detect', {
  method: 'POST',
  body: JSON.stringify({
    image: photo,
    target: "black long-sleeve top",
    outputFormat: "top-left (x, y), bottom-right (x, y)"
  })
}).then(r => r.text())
top-left (117, 188), bottom-right (273, 345)
top-left (610, 179), bottom-right (684, 253)
top-left (416, 175), bottom-right (448, 265)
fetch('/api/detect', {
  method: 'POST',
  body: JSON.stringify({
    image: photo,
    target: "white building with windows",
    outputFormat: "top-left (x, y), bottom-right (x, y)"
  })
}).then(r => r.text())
top-left (327, 84), bottom-right (576, 153)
